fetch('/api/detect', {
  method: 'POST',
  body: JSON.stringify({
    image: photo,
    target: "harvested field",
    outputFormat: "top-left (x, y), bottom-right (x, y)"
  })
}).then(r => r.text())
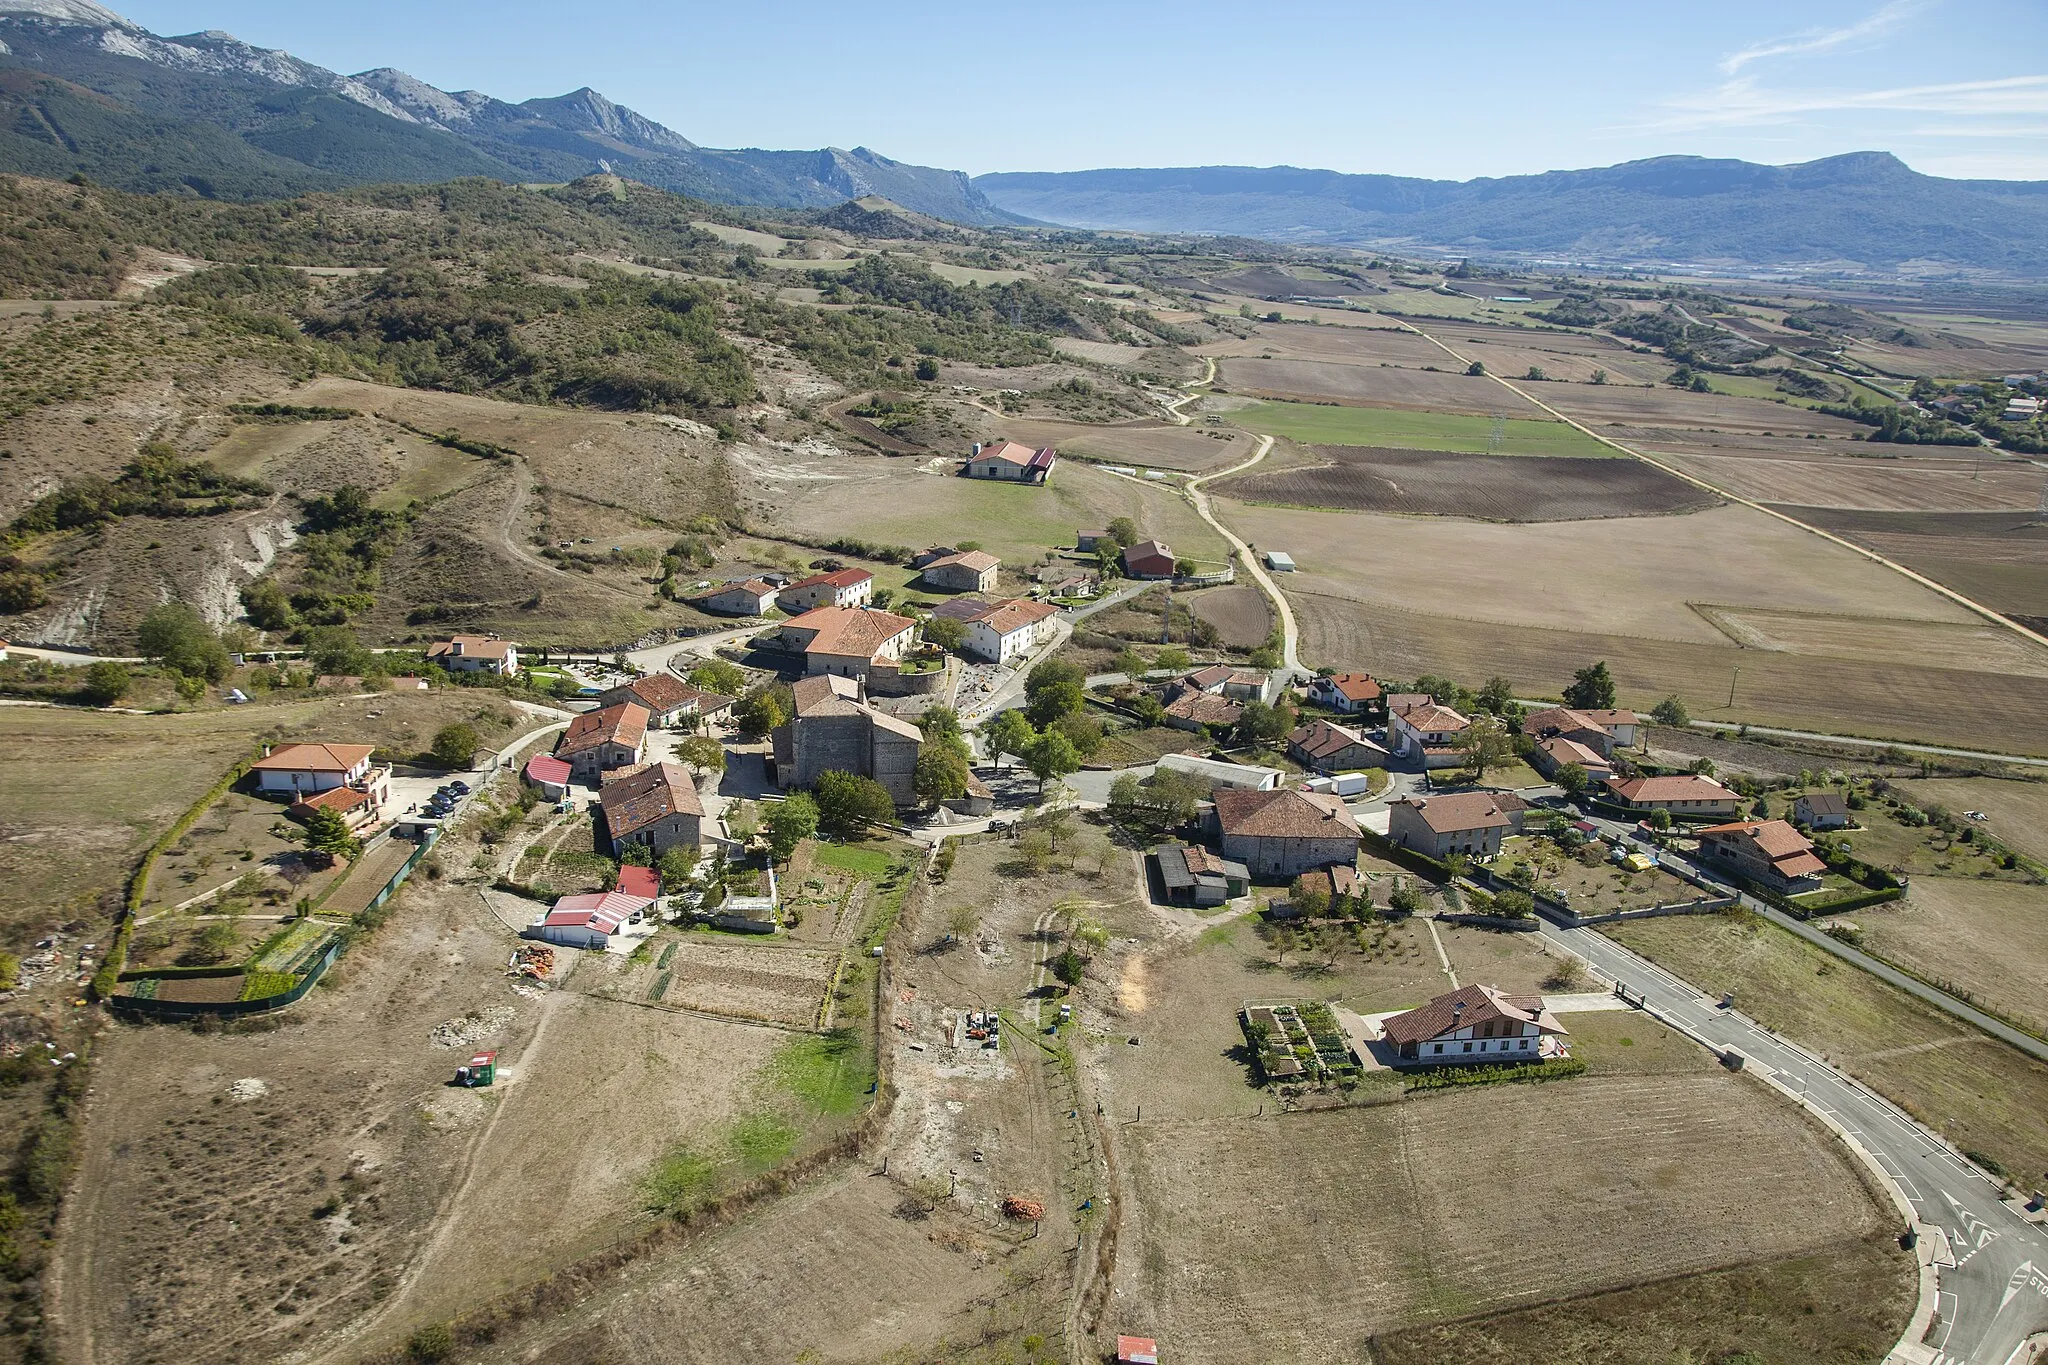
top-left (1218, 447), bottom-right (1718, 521)
top-left (1288, 594), bottom-right (2048, 755)
top-left (1894, 776), bottom-right (2048, 864)
top-left (1692, 604), bottom-right (2048, 676)
top-left (1223, 501), bottom-right (1981, 646)
top-left (1846, 878), bottom-right (2048, 1040)
top-left (1605, 913), bottom-right (2048, 1185)
top-left (1209, 265), bottom-right (1370, 299)
top-left (1657, 450), bottom-right (2041, 511)
top-left (1218, 357), bottom-right (1544, 416)
top-left (1229, 400), bottom-right (1612, 458)
top-left (1370, 1236), bottom-right (1914, 1365)
top-left (1538, 382), bottom-right (1868, 437)
top-left (1226, 321), bottom-right (1446, 368)
top-left (1110, 1074), bottom-right (1895, 1364)
top-left (314, 836), bottom-right (418, 919)
top-left (999, 416), bottom-right (1254, 472)
top-left (1771, 504), bottom-right (2048, 616)
top-left (1188, 585), bottom-right (1272, 648)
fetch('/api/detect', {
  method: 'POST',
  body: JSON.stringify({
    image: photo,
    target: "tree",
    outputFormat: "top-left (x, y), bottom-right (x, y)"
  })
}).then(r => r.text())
top-left (431, 723), bottom-right (479, 768)
top-left (1022, 729), bottom-right (1080, 794)
top-left (1466, 360), bottom-right (1485, 376)
top-left (1525, 365), bottom-right (1546, 381)
top-left (1154, 645), bottom-right (1190, 673)
top-left (1106, 772), bottom-right (1145, 826)
top-left (658, 844), bottom-right (697, 888)
top-left (79, 661), bottom-right (129, 707)
top-left (1492, 888), bottom-right (1535, 919)
top-left (675, 735), bottom-right (726, 777)
top-left (1691, 757), bottom-right (1717, 776)
top-left (1054, 712), bottom-right (1104, 760)
top-left (1591, 368), bottom-right (1609, 385)
top-left (945, 902), bottom-right (980, 941)
top-left (301, 624), bottom-right (371, 679)
top-left (1149, 768), bottom-right (1208, 826)
top-left (1237, 699), bottom-right (1294, 747)
top-left (1105, 517), bottom-right (1140, 547)
top-left (917, 706), bottom-right (963, 745)
top-left (766, 792), bottom-right (819, 863)
top-left (1454, 714), bottom-right (1515, 781)
top-left (735, 686), bottom-right (788, 738)
top-left (922, 615), bottom-right (966, 652)
top-left (1288, 874), bottom-right (1330, 920)
top-left (982, 709), bottom-right (1035, 770)
top-left (302, 807), bottom-right (361, 861)
top-left (1651, 696), bottom-right (1690, 728)
top-left (1554, 761), bottom-right (1589, 796)
top-left (137, 602), bottom-right (231, 681)
top-left (914, 356), bottom-right (939, 381)
top-left (1751, 795), bottom-right (1771, 819)
top-left (915, 745), bottom-right (971, 807)
top-left (240, 576), bottom-right (294, 631)
top-left (1131, 693), bottom-right (1166, 727)
top-left (1475, 675), bottom-right (1515, 715)
top-left (1023, 659), bottom-right (1086, 727)
top-left (1650, 808), bottom-right (1674, 831)
top-left (1113, 646), bottom-right (1149, 681)
top-left (814, 771), bottom-right (895, 836)
top-left (687, 659), bottom-right (748, 696)
top-left (1386, 877), bottom-right (1423, 915)
top-left (1563, 661), bottom-right (1617, 710)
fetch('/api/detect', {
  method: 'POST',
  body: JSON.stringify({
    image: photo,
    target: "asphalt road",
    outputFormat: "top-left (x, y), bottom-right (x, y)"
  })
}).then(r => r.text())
top-left (1545, 917), bottom-right (2048, 1365)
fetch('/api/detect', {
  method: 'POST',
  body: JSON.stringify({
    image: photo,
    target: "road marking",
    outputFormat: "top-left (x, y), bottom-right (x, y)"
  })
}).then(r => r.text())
top-left (2002, 1259), bottom-right (2048, 1310)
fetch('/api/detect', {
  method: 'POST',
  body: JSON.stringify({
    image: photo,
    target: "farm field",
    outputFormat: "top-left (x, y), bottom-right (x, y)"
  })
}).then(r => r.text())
top-left (998, 415), bottom-right (1253, 472)
top-left (1535, 381), bottom-right (1869, 437)
top-left (1843, 879), bottom-right (2048, 1041)
top-left (1655, 450), bottom-right (2041, 512)
top-left (1109, 1074), bottom-right (1900, 1365)
top-left (1228, 399), bottom-right (1614, 457)
top-left (1188, 584), bottom-right (1273, 648)
top-left (1218, 357), bottom-right (1545, 416)
top-left (1774, 505), bottom-right (2048, 618)
top-left (1218, 320), bottom-right (1449, 368)
top-left (1221, 500), bottom-right (1982, 646)
top-left (1218, 446), bottom-right (1718, 521)
top-left (1604, 913), bottom-right (2048, 1184)
top-left (601, 937), bottom-right (839, 1028)
top-left (1893, 776), bottom-right (2048, 863)
top-left (1369, 1236), bottom-right (1913, 1365)
top-left (774, 457), bottom-right (1228, 568)
top-left (1287, 593), bottom-right (2048, 755)
top-left (1689, 604), bottom-right (2048, 677)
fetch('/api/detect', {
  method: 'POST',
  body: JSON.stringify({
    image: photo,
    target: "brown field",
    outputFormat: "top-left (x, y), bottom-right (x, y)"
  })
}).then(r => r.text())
top-left (1109, 1074), bottom-right (1897, 1364)
top-left (1690, 604), bottom-right (2048, 676)
top-left (1289, 593), bottom-right (2048, 755)
top-left (1845, 878), bottom-right (2048, 1039)
top-left (1605, 913), bottom-right (2048, 1183)
top-left (1658, 450), bottom-right (2042, 512)
top-left (619, 937), bottom-right (837, 1027)
top-left (1369, 1236), bottom-right (1914, 1365)
top-left (1224, 321), bottom-right (1451, 368)
top-left (1000, 415), bottom-right (1257, 472)
top-left (1538, 383), bottom-right (1869, 437)
top-left (1222, 500), bottom-right (1983, 646)
top-left (1894, 775), bottom-right (2048, 863)
top-left (1217, 357), bottom-right (1546, 417)
top-left (1774, 505), bottom-right (2048, 617)
top-left (1449, 340), bottom-right (1669, 387)
top-left (1219, 446), bottom-right (1719, 521)
top-left (1188, 584), bottom-right (1273, 648)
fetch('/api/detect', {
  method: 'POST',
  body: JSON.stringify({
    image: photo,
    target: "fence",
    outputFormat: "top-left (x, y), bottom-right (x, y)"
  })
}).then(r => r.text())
top-left (1538, 895), bottom-right (1740, 930)
top-left (109, 828), bottom-right (439, 1021)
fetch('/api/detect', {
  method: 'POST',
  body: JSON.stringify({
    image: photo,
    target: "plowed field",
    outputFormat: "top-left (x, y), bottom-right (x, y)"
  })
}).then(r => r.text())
top-left (1219, 446), bottom-right (1719, 521)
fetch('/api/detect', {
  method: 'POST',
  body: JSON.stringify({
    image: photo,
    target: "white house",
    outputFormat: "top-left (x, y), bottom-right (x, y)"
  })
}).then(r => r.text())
top-left (1387, 696), bottom-right (1471, 769)
top-left (1380, 984), bottom-right (1569, 1066)
top-left (250, 742), bottom-right (388, 803)
top-left (777, 605), bottom-right (918, 680)
top-left (425, 634), bottom-right (519, 674)
top-left (963, 599), bottom-right (1060, 664)
top-left (962, 439), bottom-right (1056, 483)
top-left (1309, 672), bottom-right (1380, 715)
top-left (776, 568), bottom-right (873, 613)
top-left (526, 890), bottom-right (653, 950)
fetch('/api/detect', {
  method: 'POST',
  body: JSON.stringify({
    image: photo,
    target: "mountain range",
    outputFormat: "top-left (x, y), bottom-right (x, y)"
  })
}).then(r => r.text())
top-left (974, 157), bottom-right (2048, 275)
top-left (1, 0), bottom-right (2045, 276)
top-left (0, 0), bottom-right (1022, 222)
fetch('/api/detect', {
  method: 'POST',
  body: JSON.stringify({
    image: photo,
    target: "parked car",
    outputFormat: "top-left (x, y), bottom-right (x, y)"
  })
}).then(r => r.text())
top-left (449, 781), bottom-right (470, 794)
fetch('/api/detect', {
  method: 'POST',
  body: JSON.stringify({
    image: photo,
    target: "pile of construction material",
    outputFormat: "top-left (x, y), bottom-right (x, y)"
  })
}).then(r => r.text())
top-left (510, 944), bottom-right (556, 981)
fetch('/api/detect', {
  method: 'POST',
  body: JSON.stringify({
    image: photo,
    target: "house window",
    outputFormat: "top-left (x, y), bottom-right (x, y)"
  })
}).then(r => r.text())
top-left (1518, 1038), bottom-right (1530, 1049)
top-left (1432, 1043), bottom-right (1443, 1054)
top-left (1462, 1041), bottom-right (1473, 1053)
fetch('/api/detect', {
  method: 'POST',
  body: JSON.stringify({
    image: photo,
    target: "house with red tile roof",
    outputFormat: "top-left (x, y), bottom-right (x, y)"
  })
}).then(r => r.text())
top-left (1209, 787), bottom-right (1360, 879)
top-left (1522, 705), bottom-right (1640, 758)
top-left (1309, 671), bottom-right (1381, 715)
top-left (599, 762), bottom-right (703, 856)
top-left (920, 549), bottom-right (1001, 593)
top-left (1388, 696), bottom-right (1471, 769)
top-left (1602, 773), bottom-right (1742, 818)
top-left (1381, 983), bottom-right (1569, 1065)
top-left (1697, 819), bottom-right (1828, 891)
top-left (776, 605), bottom-right (918, 680)
top-left (1161, 688), bottom-right (1243, 732)
top-left (1286, 718), bottom-right (1389, 773)
top-left (251, 742), bottom-right (388, 806)
top-left (963, 439), bottom-right (1056, 484)
top-left (288, 784), bottom-right (380, 832)
top-left (1531, 734), bottom-right (1614, 783)
top-left (963, 598), bottom-right (1059, 664)
top-left (777, 567), bottom-right (874, 613)
top-left (555, 702), bottom-right (649, 781)
top-left (595, 673), bottom-right (732, 729)
top-left (1386, 792), bottom-right (1516, 861)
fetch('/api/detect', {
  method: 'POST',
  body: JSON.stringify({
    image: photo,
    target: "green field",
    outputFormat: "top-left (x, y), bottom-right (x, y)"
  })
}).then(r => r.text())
top-left (1230, 400), bottom-right (1616, 458)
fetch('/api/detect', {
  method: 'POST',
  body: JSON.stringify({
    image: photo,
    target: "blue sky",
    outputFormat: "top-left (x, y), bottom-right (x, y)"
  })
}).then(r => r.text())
top-left (118, 0), bottom-right (2048, 180)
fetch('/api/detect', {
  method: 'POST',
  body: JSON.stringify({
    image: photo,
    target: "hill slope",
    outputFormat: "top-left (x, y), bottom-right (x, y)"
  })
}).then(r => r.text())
top-left (974, 155), bottom-right (2048, 275)
top-left (0, 0), bottom-right (1022, 223)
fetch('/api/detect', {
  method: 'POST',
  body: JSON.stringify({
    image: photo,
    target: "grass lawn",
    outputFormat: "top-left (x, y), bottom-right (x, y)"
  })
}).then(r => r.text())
top-left (1435, 760), bottom-right (1544, 791)
top-left (1229, 400), bottom-right (1614, 458)
top-left (1604, 911), bottom-right (2048, 1185)
top-left (810, 841), bottom-right (901, 880)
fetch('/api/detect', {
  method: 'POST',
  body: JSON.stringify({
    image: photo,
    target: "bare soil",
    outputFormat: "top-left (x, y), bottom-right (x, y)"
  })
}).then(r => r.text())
top-left (1188, 585), bottom-right (1273, 648)
top-left (1218, 357), bottom-right (1546, 416)
top-left (1220, 446), bottom-right (1718, 521)
top-left (1658, 449), bottom-right (2040, 512)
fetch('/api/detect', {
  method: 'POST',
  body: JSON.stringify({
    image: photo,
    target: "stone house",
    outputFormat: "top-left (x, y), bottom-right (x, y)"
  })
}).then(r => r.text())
top-left (1209, 787), bottom-right (1361, 880)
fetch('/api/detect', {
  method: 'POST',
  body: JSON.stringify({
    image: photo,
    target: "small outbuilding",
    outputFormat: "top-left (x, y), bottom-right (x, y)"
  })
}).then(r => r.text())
top-left (527, 891), bottom-right (652, 950)
top-left (1262, 550), bottom-right (1296, 572)
top-left (523, 753), bottom-right (573, 801)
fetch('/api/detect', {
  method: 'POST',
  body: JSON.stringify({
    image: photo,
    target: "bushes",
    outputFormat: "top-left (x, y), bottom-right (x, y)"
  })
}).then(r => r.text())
top-left (1407, 1056), bottom-right (1586, 1091)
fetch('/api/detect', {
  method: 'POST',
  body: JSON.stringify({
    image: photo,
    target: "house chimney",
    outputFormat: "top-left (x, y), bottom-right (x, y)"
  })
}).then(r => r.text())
top-left (972, 442), bottom-right (983, 456)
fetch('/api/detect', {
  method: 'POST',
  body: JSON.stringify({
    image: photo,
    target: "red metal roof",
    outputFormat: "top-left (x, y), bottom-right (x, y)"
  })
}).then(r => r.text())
top-left (525, 754), bottom-right (573, 785)
top-left (617, 864), bottom-right (660, 900)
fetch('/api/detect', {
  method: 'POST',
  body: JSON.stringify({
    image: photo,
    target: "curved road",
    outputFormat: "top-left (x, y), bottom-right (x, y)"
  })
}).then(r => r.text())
top-left (1549, 918), bottom-right (2048, 1365)
top-left (1182, 433), bottom-right (1304, 681)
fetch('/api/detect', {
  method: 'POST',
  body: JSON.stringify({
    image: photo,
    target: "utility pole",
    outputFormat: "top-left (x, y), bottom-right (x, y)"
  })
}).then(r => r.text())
top-left (1727, 665), bottom-right (1740, 709)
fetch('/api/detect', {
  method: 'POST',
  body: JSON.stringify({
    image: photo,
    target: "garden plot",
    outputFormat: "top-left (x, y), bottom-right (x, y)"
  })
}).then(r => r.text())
top-left (1110, 1075), bottom-right (1896, 1365)
top-left (651, 939), bottom-right (838, 1027)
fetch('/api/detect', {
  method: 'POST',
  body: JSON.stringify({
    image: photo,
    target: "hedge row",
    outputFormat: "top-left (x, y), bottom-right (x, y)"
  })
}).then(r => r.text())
top-left (1358, 829), bottom-right (1451, 882)
top-left (1406, 1056), bottom-right (1587, 1091)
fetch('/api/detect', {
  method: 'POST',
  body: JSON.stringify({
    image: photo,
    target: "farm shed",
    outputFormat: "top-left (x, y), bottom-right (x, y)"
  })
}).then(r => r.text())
top-left (1156, 753), bottom-right (1282, 791)
top-left (527, 891), bottom-right (652, 950)
top-left (1263, 550), bottom-right (1296, 572)
top-left (523, 754), bottom-right (572, 801)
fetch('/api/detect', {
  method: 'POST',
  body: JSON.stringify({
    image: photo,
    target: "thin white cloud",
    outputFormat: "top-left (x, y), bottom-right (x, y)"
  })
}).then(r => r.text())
top-left (1720, 0), bottom-right (1923, 75)
top-left (1654, 73), bottom-right (2048, 132)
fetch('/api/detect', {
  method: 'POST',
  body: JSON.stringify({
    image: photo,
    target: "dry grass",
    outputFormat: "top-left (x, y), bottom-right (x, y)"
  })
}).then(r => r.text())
top-left (1656, 450), bottom-right (2040, 512)
top-left (1219, 357), bottom-right (1547, 416)
top-left (1894, 776), bottom-right (2048, 863)
top-left (999, 416), bottom-right (1256, 472)
top-left (1604, 912), bottom-right (2048, 1183)
top-left (1110, 1073), bottom-right (1896, 1364)
top-left (1539, 382), bottom-right (1868, 437)
top-left (1848, 879), bottom-right (2048, 1039)
top-left (1220, 447), bottom-right (1717, 521)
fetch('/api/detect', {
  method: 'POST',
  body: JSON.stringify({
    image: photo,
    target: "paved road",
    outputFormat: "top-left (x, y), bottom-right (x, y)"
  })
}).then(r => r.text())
top-left (1544, 918), bottom-right (2048, 1365)
top-left (1182, 433), bottom-right (1305, 682)
top-left (1682, 720), bottom-right (2048, 770)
